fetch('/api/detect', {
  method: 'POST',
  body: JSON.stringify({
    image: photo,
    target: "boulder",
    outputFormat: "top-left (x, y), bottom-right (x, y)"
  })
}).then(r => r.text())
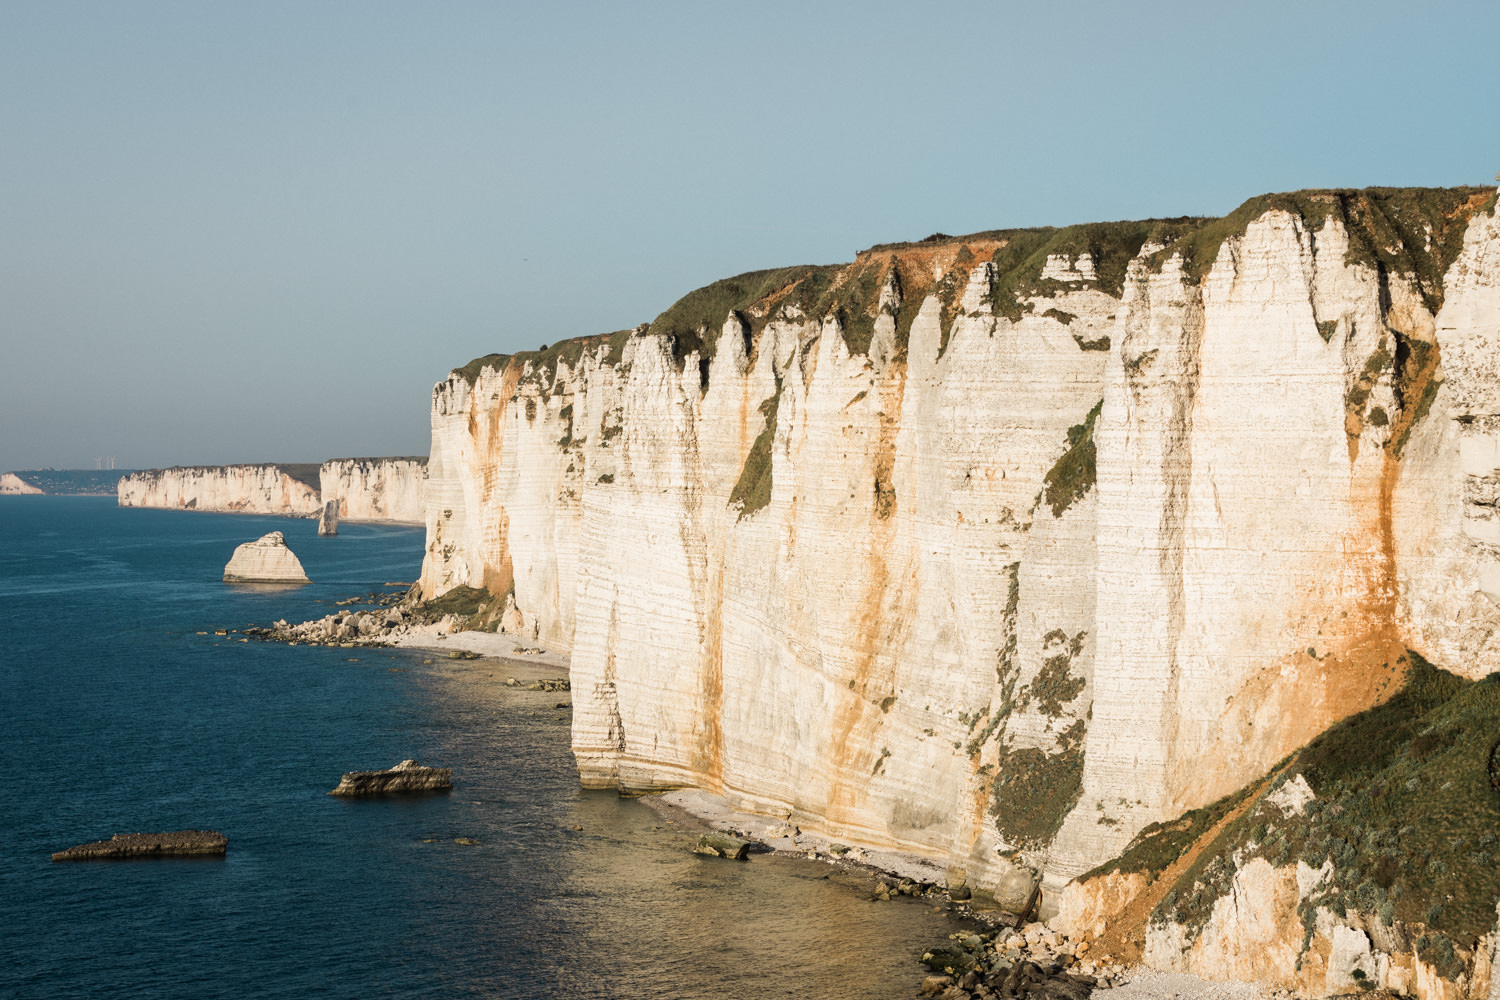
top-left (52, 829), bottom-right (227, 861)
top-left (329, 758), bottom-right (452, 797)
top-left (692, 832), bottom-right (750, 860)
top-left (223, 531), bottom-right (310, 583)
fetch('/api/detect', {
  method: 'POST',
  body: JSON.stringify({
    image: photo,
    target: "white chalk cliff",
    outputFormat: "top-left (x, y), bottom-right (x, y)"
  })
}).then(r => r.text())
top-left (118, 458), bottom-right (426, 522)
top-left (119, 464), bottom-right (322, 516)
top-left (222, 531), bottom-right (310, 583)
top-left (319, 457), bottom-right (426, 523)
top-left (0, 473), bottom-right (44, 495)
top-left (416, 188), bottom-right (1500, 996)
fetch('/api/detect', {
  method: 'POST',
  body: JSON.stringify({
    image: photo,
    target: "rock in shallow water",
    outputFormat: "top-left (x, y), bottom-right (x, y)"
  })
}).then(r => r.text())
top-left (328, 759), bottom-right (452, 797)
top-left (51, 830), bottom-right (228, 861)
top-left (692, 832), bottom-right (751, 860)
top-left (223, 531), bottom-right (310, 583)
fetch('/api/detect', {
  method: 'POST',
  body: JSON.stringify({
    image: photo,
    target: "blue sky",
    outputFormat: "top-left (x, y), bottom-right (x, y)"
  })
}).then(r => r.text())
top-left (2, 0), bottom-right (1496, 470)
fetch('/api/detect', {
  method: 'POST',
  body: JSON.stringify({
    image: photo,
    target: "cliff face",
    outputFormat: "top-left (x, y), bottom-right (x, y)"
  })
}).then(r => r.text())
top-left (318, 458), bottom-right (426, 523)
top-left (118, 464), bottom-right (322, 515)
top-left (1, 472), bottom-right (45, 495)
top-left (418, 187), bottom-right (1500, 991)
top-left (119, 458), bottom-right (426, 522)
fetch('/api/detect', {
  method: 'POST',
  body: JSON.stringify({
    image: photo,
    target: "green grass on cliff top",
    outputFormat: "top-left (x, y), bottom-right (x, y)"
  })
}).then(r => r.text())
top-left (451, 184), bottom-right (1496, 382)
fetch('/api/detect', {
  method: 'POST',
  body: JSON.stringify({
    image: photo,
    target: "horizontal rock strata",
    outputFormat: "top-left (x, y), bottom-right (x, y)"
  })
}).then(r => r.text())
top-left (119, 463), bottom-right (322, 515)
top-left (328, 759), bottom-right (452, 796)
top-left (117, 457), bottom-right (426, 522)
top-left (51, 830), bottom-right (227, 861)
top-left (416, 186), bottom-right (1500, 998)
top-left (319, 457), bottom-right (426, 523)
top-left (223, 531), bottom-right (310, 583)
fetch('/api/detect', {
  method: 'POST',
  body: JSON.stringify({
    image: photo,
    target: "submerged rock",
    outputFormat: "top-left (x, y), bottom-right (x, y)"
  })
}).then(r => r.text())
top-left (51, 829), bottom-right (227, 861)
top-left (328, 759), bottom-right (452, 797)
top-left (223, 531), bottom-right (310, 583)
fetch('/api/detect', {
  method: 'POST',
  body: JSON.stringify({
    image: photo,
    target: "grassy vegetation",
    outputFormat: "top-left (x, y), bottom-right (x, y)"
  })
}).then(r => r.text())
top-left (415, 585), bottom-right (507, 631)
top-left (1018, 630), bottom-right (1088, 718)
top-left (728, 382), bottom-right (781, 517)
top-left (1041, 400), bottom-right (1103, 518)
top-left (1148, 187), bottom-right (1492, 314)
top-left (448, 185), bottom-right (1491, 390)
top-left (452, 353), bottom-right (511, 386)
top-left (1087, 782), bottom-right (1260, 881)
top-left (990, 721), bottom-right (1087, 849)
top-left (647, 266), bottom-right (828, 363)
top-left (278, 464), bottom-right (323, 491)
top-left (1087, 652), bottom-right (1500, 970)
top-left (451, 332), bottom-right (625, 390)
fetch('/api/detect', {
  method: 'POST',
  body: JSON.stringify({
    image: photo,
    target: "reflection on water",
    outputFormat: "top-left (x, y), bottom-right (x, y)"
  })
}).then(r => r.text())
top-left (1, 498), bottom-right (959, 999)
top-left (410, 662), bottom-right (960, 999)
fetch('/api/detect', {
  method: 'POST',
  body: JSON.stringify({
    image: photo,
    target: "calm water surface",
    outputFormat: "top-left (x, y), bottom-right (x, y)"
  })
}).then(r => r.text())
top-left (0, 497), bottom-right (955, 998)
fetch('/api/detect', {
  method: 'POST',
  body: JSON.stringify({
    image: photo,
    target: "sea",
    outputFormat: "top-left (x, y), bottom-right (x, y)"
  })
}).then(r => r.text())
top-left (0, 497), bottom-right (959, 999)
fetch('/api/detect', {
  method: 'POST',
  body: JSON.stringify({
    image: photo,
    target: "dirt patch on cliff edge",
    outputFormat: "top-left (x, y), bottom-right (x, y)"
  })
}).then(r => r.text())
top-left (1081, 768), bottom-right (1286, 964)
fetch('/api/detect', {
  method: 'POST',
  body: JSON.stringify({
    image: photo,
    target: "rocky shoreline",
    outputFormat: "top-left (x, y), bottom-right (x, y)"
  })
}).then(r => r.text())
top-left (244, 598), bottom-right (1284, 1000)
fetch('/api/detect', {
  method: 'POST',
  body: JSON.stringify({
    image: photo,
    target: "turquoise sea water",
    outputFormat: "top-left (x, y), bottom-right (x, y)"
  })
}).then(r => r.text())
top-left (0, 497), bottom-right (953, 999)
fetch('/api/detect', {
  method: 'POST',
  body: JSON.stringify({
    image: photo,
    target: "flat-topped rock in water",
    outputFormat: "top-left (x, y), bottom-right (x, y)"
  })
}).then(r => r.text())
top-left (223, 531), bottom-right (310, 583)
top-left (329, 758), bottom-right (452, 797)
top-left (52, 829), bottom-right (227, 861)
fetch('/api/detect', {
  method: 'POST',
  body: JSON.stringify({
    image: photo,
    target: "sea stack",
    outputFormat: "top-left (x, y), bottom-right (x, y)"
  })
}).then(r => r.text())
top-left (318, 499), bottom-right (339, 536)
top-left (223, 531), bottom-right (310, 583)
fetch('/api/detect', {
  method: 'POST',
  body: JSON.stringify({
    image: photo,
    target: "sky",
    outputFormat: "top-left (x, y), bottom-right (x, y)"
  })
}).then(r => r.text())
top-left (2, 1), bottom-right (1497, 472)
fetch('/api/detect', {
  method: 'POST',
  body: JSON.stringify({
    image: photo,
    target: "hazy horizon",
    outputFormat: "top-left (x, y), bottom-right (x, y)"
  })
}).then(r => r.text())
top-left (3, 0), bottom-right (1497, 471)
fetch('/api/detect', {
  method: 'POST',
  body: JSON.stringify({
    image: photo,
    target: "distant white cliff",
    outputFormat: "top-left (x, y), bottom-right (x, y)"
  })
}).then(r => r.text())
top-left (319, 457), bottom-right (426, 523)
top-left (0, 473), bottom-right (44, 495)
top-left (119, 458), bottom-right (426, 522)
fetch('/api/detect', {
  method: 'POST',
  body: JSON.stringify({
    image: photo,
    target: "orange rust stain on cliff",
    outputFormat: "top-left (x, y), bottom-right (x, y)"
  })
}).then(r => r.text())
top-left (823, 368), bottom-right (907, 827)
top-left (469, 364), bottom-right (521, 602)
top-left (854, 239), bottom-right (1006, 275)
top-left (1172, 328), bottom-right (1441, 814)
top-left (693, 558), bottom-right (727, 791)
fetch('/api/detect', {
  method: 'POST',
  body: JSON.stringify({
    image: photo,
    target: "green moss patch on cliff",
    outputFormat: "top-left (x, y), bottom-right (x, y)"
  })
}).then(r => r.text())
top-left (729, 381), bottom-right (781, 518)
top-left (1087, 652), bottom-right (1500, 964)
top-left (989, 721), bottom-right (1086, 849)
top-left (1018, 630), bottom-right (1088, 719)
top-left (1041, 399), bottom-right (1103, 518)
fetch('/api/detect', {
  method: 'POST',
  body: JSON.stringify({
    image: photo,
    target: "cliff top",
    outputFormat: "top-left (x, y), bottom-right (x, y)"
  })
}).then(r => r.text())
top-left (128, 463), bottom-right (323, 492)
top-left (452, 184), bottom-right (1497, 385)
top-left (323, 456), bottom-right (428, 466)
